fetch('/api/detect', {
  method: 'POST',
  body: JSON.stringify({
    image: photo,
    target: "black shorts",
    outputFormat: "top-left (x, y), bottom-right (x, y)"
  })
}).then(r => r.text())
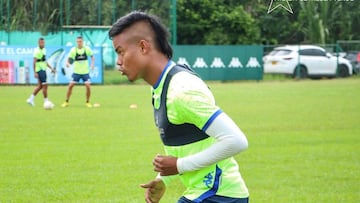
top-left (178, 196), bottom-right (249, 203)
top-left (37, 70), bottom-right (47, 84)
top-left (71, 73), bottom-right (91, 83)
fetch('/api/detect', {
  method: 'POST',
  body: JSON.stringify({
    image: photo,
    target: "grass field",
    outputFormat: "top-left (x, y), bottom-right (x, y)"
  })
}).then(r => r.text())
top-left (0, 77), bottom-right (359, 202)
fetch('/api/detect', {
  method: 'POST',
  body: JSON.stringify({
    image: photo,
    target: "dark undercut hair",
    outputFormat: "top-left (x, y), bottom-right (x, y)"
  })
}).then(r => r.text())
top-left (109, 11), bottom-right (173, 59)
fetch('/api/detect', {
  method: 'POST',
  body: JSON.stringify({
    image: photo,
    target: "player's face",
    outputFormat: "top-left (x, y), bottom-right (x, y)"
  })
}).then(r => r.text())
top-left (112, 33), bottom-right (146, 82)
top-left (38, 40), bottom-right (45, 49)
top-left (77, 38), bottom-right (83, 48)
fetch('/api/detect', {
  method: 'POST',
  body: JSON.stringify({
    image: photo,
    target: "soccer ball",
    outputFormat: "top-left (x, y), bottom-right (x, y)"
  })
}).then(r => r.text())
top-left (43, 101), bottom-right (55, 110)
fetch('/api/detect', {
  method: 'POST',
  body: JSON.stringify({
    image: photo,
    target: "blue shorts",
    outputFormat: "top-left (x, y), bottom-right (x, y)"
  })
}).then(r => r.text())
top-left (71, 73), bottom-right (91, 83)
top-left (178, 196), bottom-right (249, 203)
top-left (37, 70), bottom-right (47, 84)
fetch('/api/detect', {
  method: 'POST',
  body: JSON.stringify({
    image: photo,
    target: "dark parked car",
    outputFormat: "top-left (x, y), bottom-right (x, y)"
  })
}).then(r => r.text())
top-left (344, 51), bottom-right (360, 74)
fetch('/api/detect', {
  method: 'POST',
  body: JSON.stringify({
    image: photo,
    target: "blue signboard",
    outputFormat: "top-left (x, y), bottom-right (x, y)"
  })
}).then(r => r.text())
top-left (0, 46), bottom-right (103, 84)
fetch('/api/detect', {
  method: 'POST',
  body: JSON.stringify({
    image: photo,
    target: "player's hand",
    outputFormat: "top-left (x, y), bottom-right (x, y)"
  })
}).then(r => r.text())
top-left (153, 154), bottom-right (178, 176)
top-left (51, 68), bottom-right (56, 74)
top-left (140, 178), bottom-right (165, 203)
top-left (66, 62), bottom-right (70, 68)
top-left (34, 73), bottom-right (38, 79)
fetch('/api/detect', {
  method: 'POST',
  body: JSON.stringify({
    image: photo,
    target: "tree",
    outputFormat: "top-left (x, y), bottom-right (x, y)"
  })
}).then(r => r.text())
top-left (299, 1), bottom-right (330, 44)
top-left (177, 0), bottom-right (260, 45)
top-left (298, 0), bottom-right (360, 44)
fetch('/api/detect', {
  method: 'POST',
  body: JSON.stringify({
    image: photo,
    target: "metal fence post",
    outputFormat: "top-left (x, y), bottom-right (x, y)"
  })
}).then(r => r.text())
top-left (131, 0), bottom-right (136, 11)
top-left (336, 42), bottom-right (340, 77)
top-left (66, 0), bottom-right (71, 26)
top-left (6, 0), bottom-right (10, 44)
top-left (60, 0), bottom-right (63, 45)
top-left (98, 0), bottom-right (102, 25)
top-left (171, 0), bottom-right (177, 45)
top-left (297, 44), bottom-right (300, 78)
top-left (33, 0), bottom-right (37, 30)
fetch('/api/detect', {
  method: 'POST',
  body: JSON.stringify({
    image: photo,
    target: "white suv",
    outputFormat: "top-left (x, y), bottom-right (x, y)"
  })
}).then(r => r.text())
top-left (263, 45), bottom-right (353, 78)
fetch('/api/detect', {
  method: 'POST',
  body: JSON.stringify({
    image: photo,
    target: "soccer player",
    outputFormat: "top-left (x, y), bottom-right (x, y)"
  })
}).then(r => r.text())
top-left (26, 37), bottom-right (56, 107)
top-left (109, 11), bottom-right (249, 203)
top-left (61, 36), bottom-right (95, 108)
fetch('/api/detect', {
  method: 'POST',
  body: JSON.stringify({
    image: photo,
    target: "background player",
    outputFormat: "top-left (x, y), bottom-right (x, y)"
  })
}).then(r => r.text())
top-left (61, 36), bottom-right (94, 108)
top-left (26, 37), bottom-right (56, 107)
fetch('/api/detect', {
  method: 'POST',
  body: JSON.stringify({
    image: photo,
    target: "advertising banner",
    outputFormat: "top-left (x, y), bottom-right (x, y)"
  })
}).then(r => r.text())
top-left (0, 46), bottom-right (103, 84)
top-left (173, 45), bottom-right (263, 80)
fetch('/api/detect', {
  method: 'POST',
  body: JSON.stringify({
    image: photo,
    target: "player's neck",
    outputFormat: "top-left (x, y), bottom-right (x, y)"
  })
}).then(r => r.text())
top-left (144, 56), bottom-right (170, 87)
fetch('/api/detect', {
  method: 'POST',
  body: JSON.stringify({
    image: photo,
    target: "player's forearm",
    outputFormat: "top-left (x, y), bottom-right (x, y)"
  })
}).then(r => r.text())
top-left (67, 57), bottom-right (72, 66)
top-left (156, 172), bottom-right (177, 186)
top-left (177, 113), bottom-right (248, 174)
top-left (33, 59), bottom-right (37, 73)
top-left (91, 56), bottom-right (95, 67)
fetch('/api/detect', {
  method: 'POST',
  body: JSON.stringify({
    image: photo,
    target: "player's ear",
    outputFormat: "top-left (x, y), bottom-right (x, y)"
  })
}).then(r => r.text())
top-left (139, 39), bottom-right (150, 54)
